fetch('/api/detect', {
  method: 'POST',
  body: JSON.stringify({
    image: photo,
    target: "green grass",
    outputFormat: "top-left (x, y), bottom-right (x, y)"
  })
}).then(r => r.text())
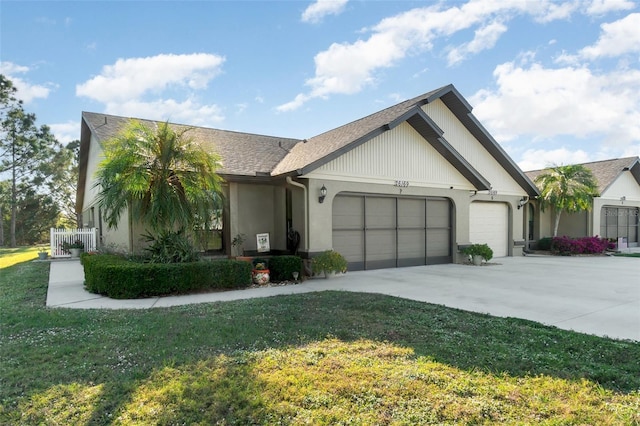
top-left (1, 258), bottom-right (639, 424)
top-left (614, 252), bottom-right (640, 258)
top-left (0, 246), bottom-right (46, 269)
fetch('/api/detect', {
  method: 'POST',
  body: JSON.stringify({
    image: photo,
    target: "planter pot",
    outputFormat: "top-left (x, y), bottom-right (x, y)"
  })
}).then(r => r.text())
top-left (324, 271), bottom-right (345, 279)
top-left (472, 255), bottom-right (483, 266)
top-left (252, 269), bottom-right (270, 285)
top-left (69, 248), bottom-right (83, 258)
top-left (38, 252), bottom-right (48, 260)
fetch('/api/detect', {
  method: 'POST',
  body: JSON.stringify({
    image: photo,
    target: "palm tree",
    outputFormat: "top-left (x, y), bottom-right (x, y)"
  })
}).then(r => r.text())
top-left (534, 164), bottom-right (599, 237)
top-left (94, 120), bottom-right (223, 235)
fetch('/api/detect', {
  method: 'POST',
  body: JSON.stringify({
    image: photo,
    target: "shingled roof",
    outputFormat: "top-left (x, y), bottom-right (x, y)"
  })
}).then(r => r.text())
top-left (78, 84), bottom-right (541, 213)
top-left (81, 112), bottom-right (300, 177)
top-left (271, 84), bottom-right (538, 196)
top-left (525, 157), bottom-right (640, 194)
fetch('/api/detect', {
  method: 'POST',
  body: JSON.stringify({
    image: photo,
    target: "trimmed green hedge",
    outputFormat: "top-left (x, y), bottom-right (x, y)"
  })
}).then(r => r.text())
top-left (82, 254), bottom-right (252, 299)
top-left (268, 255), bottom-right (303, 282)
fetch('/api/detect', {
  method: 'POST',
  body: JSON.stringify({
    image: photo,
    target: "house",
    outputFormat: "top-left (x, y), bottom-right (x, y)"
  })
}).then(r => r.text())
top-left (76, 84), bottom-right (540, 270)
top-left (525, 157), bottom-right (640, 248)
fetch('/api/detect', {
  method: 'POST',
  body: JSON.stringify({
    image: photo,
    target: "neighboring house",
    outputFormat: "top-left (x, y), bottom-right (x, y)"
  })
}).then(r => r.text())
top-left (77, 84), bottom-right (540, 270)
top-left (525, 157), bottom-right (640, 248)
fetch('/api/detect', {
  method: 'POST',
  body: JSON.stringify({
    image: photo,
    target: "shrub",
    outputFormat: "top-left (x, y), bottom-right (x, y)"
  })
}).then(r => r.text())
top-left (142, 229), bottom-right (200, 263)
top-left (550, 236), bottom-right (610, 256)
top-left (252, 258), bottom-right (269, 270)
top-left (82, 254), bottom-right (252, 299)
top-left (269, 256), bottom-right (303, 282)
top-left (312, 250), bottom-right (348, 275)
top-left (461, 243), bottom-right (493, 262)
top-left (536, 237), bottom-right (553, 251)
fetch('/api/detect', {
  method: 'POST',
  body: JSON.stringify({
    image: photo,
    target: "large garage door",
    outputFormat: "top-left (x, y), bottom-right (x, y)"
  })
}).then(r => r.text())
top-left (469, 202), bottom-right (508, 257)
top-left (332, 195), bottom-right (452, 271)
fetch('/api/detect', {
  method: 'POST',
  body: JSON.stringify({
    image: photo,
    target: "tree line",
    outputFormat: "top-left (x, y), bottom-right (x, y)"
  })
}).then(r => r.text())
top-left (0, 75), bottom-right (78, 247)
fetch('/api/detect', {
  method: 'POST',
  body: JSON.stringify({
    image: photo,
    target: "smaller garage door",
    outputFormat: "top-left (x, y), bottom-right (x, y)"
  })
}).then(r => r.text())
top-left (470, 202), bottom-right (508, 257)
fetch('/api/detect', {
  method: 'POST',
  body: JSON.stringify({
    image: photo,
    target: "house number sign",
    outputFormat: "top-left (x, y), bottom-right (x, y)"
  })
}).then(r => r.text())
top-left (394, 180), bottom-right (410, 187)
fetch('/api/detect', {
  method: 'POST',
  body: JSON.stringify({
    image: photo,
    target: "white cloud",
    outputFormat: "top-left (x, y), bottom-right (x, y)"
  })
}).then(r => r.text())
top-left (301, 0), bottom-right (348, 24)
top-left (579, 13), bottom-right (640, 59)
top-left (104, 98), bottom-right (224, 127)
top-left (0, 62), bottom-right (29, 74)
top-left (447, 20), bottom-right (508, 66)
top-left (470, 59), bottom-right (640, 150)
top-left (518, 148), bottom-right (593, 171)
top-left (277, 93), bottom-right (312, 112)
top-left (279, 0), bottom-right (580, 111)
top-left (49, 121), bottom-right (80, 144)
top-left (586, 0), bottom-right (635, 15)
top-left (0, 61), bottom-right (53, 103)
top-left (76, 53), bottom-right (225, 103)
top-left (76, 53), bottom-right (226, 126)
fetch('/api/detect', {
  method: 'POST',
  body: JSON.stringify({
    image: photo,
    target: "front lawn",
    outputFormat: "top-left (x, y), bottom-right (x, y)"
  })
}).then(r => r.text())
top-left (0, 246), bottom-right (44, 268)
top-left (1, 258), bottom-right (638, 424)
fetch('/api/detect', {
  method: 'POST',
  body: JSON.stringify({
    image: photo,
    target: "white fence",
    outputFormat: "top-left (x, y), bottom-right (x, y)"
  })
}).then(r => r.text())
top-left (50, 228), bottom-right (97, 258)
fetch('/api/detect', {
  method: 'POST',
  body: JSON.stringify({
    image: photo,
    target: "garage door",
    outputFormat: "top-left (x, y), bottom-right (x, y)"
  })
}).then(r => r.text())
top-left (469, 202), bottom-right (508, 257)
top-left (600, 206), bottom-right (639, 247)
top-left (332, 195), bottom-right (452, 270)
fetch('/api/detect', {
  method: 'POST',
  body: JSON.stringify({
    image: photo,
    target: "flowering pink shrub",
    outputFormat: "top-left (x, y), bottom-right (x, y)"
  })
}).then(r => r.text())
top-left (550, 236), bottom-right (612, 255)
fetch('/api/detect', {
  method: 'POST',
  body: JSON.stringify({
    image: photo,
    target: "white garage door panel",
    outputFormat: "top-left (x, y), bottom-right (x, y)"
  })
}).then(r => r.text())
top-left (470, 202), bottom-right (508, 257)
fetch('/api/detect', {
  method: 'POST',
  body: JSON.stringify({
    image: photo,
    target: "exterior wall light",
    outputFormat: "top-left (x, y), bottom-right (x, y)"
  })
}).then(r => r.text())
top-left (319, 184), bottom-right (328, 203)
top-left (517, 196), bottom-right (528, 209)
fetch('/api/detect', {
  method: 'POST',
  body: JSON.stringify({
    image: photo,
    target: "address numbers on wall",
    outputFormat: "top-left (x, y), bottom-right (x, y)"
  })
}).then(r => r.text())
top-left (394, 180), bottom-right (410, 187)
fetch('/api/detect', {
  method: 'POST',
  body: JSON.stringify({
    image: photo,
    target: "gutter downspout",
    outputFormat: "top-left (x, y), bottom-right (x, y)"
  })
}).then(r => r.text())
top-left (286, 176), bottom-right (309, 251)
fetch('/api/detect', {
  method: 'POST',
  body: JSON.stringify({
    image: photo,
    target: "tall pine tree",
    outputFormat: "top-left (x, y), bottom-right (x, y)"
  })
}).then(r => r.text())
top-left (0, 75), bottom-right (62, 246)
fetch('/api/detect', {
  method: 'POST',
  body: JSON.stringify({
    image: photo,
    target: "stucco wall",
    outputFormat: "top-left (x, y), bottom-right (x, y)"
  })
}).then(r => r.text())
top-left (81, 133), bottom-right (133, 252)
top-left (557, 210), bottom-right (589, 237)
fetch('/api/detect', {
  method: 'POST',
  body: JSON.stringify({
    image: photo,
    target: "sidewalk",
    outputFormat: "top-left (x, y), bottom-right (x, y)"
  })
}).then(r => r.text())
top-left (46, 254), bottom-right (640, 341)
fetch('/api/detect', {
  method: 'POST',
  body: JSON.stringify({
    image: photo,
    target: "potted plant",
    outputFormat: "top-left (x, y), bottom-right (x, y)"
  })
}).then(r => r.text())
top-left (231, 233), bottom-right (247, 259)
top-left (37, 247), bottom-right (48, 260)
top-left (252, 259), bottom-right (270, 285)
top-left (63, 240), bottom-right (85, 258)
top-left (461, 243), bottom-right (493, 265)
top-left (312, 250), bottom-right (348, 278)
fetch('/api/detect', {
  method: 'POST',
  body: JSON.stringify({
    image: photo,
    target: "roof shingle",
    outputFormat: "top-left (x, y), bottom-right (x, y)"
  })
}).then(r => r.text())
top-left (82, 112), bottom-right (300, 177)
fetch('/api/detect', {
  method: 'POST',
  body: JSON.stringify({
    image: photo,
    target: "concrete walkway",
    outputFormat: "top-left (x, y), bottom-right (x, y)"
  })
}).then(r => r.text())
top-left (46, 254), bottom-right (640, 341)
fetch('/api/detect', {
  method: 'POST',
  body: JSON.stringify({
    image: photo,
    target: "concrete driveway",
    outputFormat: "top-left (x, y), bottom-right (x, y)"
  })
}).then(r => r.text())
top-left (47, 254), bottom-right (640, 341)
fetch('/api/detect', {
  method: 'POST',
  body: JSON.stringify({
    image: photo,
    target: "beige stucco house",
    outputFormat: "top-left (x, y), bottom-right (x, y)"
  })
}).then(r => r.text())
top-left (525, 157), bottom-right (640, 248)
top-left (77, 84), bottom-right (540, 270)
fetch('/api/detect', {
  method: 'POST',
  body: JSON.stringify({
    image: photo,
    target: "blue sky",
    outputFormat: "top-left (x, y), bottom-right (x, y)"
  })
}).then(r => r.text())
top-left (1, 0), bottom-right (639, 170)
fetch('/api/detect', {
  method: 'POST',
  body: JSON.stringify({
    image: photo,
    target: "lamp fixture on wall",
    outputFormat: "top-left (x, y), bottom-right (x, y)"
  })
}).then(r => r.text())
top-left (517, 196), bottom-right (528, 209)
top-left (318, 184), bottom-right (327, 203)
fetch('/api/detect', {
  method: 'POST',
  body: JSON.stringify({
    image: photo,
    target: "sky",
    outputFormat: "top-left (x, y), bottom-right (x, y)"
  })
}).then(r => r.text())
top-left (1, 0), bottom-right (639, 171)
